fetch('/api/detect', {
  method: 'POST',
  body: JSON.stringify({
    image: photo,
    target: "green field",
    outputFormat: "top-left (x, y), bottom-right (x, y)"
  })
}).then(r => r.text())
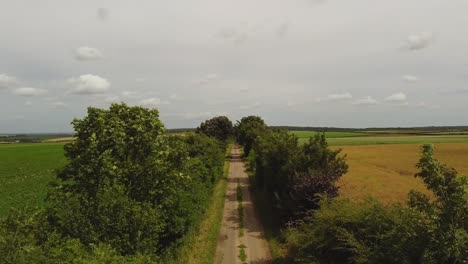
top-left (292, 130), bottom-right (468, 146)
top-left (291, 131), bottom-right (367, 139)
top-left (0, 143), bottom-right (66, 215)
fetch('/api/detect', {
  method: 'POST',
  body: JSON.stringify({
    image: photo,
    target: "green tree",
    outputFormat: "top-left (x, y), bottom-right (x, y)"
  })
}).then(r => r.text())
top-left (235, 116), bottom-right (268, 156)
top-left (196, 116), bottom-right (233, 143)
top-left (408, 144), bottom-right (468, 263)
top-left (46, 103), bottom-right (194, 257)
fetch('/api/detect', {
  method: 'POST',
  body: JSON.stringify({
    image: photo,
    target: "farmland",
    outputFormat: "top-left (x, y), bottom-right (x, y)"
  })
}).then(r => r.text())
top-left (0, 143), bottom-right (66, 215)
top-left (336, 143), bottom-right (468, 203)
top-left (2, 131), bottom-right (468, 216)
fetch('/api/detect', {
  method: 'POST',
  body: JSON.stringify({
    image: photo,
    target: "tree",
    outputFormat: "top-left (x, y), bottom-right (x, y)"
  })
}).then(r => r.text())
top-left (290, 133), bottom-right (348, 213)
top-left (196, 116), bottom-right (233, 143)
top-left (408, 144), bottom-right (468, 263)
top-left (46, 103), bottom-right (195, 257)
top-left (235, 116), bottom-right (268, 156)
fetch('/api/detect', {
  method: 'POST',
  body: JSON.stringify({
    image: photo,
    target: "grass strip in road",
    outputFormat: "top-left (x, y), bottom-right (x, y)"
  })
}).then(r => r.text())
top-left (238, 244), bottom-right (248, 264)
top-left (237, 179), bottom-right (245, 237)
top-left (172, 144), bottom-right (232, 264)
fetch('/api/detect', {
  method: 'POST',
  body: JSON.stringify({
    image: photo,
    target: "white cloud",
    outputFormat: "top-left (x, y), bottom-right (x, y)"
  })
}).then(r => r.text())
top-left (352, 96), bottom-right (378, 106)
top-left (316, 92), bottom-right (353, 103)
top-left (75, 46), bottom-right (103, 61)
top-left (104, 95), bottom-right (120, 103)
top-left (215, 28), bottom-right (248, 45)
top-left (97, 8), bottom-right (109, 21)
top-left (135, 77), bottom-right (147, 83)
top-left (13, 87), bottom-right (47, 96)
top-left (328, 92), bottom-right (353, 101)
top-left (239, 101), bottom-right (261, 110)
top-left (384, 92), bottom-right (407, 102)
top-left (139, 97), bottom-right (169, 108)
top-left (191, 73), bottom-right (219, 85)
top-left (403, 75), bottom-right (419, 82)
top-left (24, 101), bottom-right (32, 106)
top-left (50, 101), bottom-right (67, 109)
top-left (121, 91), bottom-right (139, 99)
top-left (69, 74), bottom-right (110, 95)
top-left (276, 21), bottom-right (290, 38)
top-left (0, 74), bottom-right (16, 89)
top-left (239, 87), bottom-right (249, 93)
top-left (405, 32), bottom-right (434, 51)
top-left (182, 112), bottom-right (214, 120)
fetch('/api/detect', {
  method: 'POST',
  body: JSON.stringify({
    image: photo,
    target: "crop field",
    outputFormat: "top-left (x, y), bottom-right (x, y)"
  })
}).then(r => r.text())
top-left (291, 130), bottom-right (367, 139)
top-left (2, 133), bottom-right (467, 214)
top-left (0, 143), bottom-right (67, 215)
top-left (292, 130), bottom-right (468, 146)
top-left (335, 143), bottom-right (468, 203)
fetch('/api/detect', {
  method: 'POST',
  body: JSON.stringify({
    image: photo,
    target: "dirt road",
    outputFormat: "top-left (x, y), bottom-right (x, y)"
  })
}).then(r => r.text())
top-left (215, 146), bottom-right (272, 264)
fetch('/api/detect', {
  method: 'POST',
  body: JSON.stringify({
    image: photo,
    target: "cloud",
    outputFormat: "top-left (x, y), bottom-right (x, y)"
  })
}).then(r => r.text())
top-left (121, 91), bottom-right (139, 99)
top-left (239, 101), bottom-right (261, 110)
top-left (276, 21), bottom-right (290, 38)
top-left (169, 93), bottom-right (182, 100)
top-left (69, 74), bottom-right (110, 95)
top-left (178, 112), bottom-right (216, 120)
top-left (215, 28), bottom-right (248, 45)
top-left (191, 73), bottom-right (219, 85)
top-left (24, 101), bottom-right (32, 106)
top-left (50, 101), bottom-right (67, 109)
top-left (384, 92), bottom-right (407, 102)
top-left (104, 95), bottom-right (120, 103)
top-left (75, 46), bottom-right (103, 61)
top-left (0, 74), bottom-right (16, 89)
top-left (316, 92), bottom-right (353, 102)
top-left (97, 8), bottom-right (109, 21)
top-left (352, 96), bottom-right (378, 106)
top-left (403, 75), bottom-right (419, 82)
top-left (328, 92), bottom-right (353, 101)
top-left (13, 87), bottom-right (47, 96)
top-left (404, 32), bottom-right (434, 50)
top-left (239, 87), bottom-right (249, 93)
top-left (139, 97), bottom-right (169, 108)
top-left (135, 77), bottom-right (147, 83)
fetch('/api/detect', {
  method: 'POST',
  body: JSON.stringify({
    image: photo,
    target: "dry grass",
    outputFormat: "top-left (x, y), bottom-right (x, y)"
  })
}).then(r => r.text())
top-left (335, 143), bottom-right (468, 204)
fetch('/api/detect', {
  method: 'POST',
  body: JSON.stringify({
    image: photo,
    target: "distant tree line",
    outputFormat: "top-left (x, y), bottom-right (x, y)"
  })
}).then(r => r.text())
top-left (237, 116), bottom-right (468, 263)
top-left (0, 104), bottom-right (233, 263)
top-left (272, 126), bottom-right (468, 132)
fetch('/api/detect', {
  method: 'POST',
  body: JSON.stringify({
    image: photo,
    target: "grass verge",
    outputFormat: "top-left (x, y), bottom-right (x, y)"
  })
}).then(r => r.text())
top-left (172, 144), bottom-right (232, 264)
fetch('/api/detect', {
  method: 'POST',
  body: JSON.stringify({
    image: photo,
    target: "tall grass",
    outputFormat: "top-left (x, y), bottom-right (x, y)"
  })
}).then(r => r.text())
top-left (172, 144), bottom-right (232, 264)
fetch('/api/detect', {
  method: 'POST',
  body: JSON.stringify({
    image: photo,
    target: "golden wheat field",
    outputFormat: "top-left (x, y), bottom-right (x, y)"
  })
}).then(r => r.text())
top-left (335, 143), bottom-right (468, 204)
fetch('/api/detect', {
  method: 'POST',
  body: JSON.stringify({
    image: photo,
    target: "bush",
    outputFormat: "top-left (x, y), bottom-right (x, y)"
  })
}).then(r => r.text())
top-left (286, 144), bottom-right (468, 264)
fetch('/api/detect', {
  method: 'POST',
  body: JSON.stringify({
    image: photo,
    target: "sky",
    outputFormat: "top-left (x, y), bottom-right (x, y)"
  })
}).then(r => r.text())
top-left (1, 0), bottom-right (468, 133)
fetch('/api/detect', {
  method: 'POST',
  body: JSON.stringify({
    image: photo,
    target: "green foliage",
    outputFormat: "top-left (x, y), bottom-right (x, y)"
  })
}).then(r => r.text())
top-left (285, 144), bottom-right (468, 264)
top-left (196, 116), bottom-right (233, 143)
top-left (234, 116), bottom-right (268, 156)
top-left (249, 130), bottom-right (347, 220)
top-left (286, 197), bottom-right (429, 264)
top-left (0, 103), bottom-right (228, 263)
top-left (409, 144), bottom-right (468, 263)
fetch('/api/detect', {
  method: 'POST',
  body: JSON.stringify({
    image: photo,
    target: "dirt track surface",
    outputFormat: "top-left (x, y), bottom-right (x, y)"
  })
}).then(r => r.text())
top-left (215, 146), bottom-right (272, 264)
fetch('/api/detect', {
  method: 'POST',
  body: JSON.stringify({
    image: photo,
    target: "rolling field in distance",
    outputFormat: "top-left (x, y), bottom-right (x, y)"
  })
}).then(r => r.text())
top-left (0, 143), bottom-right (66, 215)
top-left (335, 143), bottom-right (468, 203)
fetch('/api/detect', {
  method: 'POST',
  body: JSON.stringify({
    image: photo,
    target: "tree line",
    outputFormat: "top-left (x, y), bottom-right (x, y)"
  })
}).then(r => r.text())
top-left (236, 116), bottom-right (468, 263)
top-left (0, 103), bottom-right (234, 263)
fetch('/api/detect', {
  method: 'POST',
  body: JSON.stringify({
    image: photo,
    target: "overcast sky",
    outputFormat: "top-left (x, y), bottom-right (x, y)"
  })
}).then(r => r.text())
top-left (1, 0), bottom-right (468, 133)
